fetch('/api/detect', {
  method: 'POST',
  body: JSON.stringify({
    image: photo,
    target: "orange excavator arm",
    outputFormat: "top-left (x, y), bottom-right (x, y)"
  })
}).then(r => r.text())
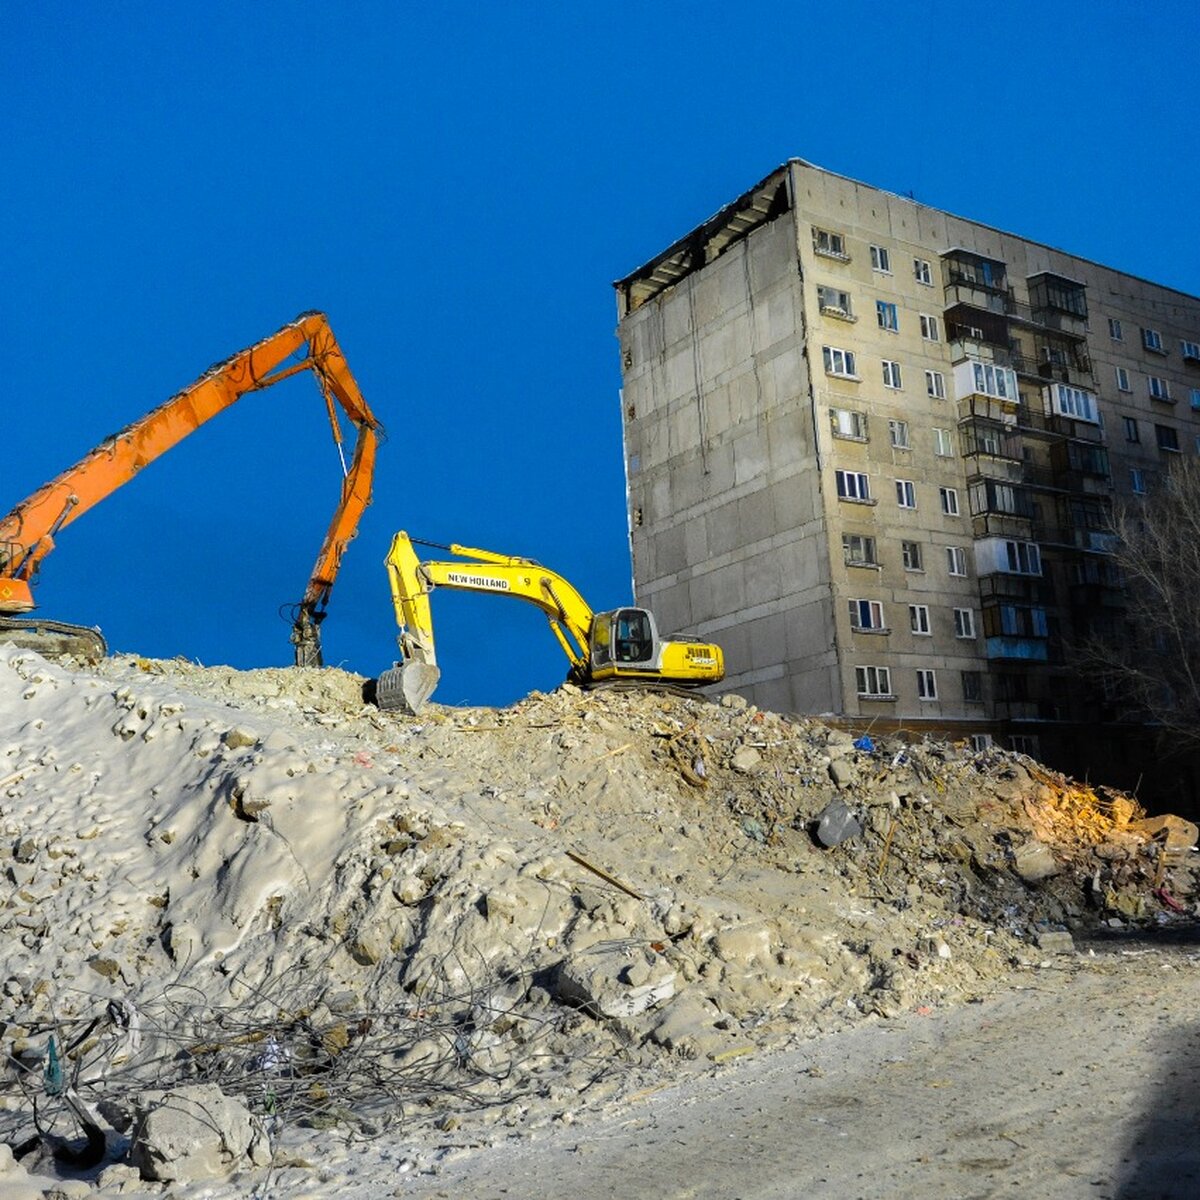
top-left (0, 311), bottom-right (381, 666)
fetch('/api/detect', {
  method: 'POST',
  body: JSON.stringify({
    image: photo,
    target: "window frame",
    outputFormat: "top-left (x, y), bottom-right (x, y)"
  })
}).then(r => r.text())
top-left (1156, 424), bottom-right (1180, 453)
top-left (914, 258), bottom-right (933, 286)
top-left (946, 545), bottom-right (968, 577)
top-left (916, 669), bottom-right (938, 701)
top-left (855, 664), bottom-right (893, 699)
top-left (908, 604), bottom-right (931, 636)
top-left (842, 533), bottom-right (878, 567)
top-left (830, 407), bottom-right (868, 440)
top-left (1116, 366), bottom-right (1131, 392)
top-left (953, 608), bottom-right (976, 638)
top-left (835, 469), bottom-right (872, 502)
top-left (888, 418), bottom-right (910, 450)
top-left (848, 598), bottom-right (887, 632)
top-left (1142, 327), bottom-right (1166, 354)
top-left (919, 313), bottom-right (940, 342)
top-left (895, 478), bottom-right (917, 508)
top-left (939, 486), bottom-right (960, 516)
top-left (869, 245), bottom-right (891, 274)
top-left (1108, 318), bottom-right (1123, 341)
top-left (813, 227), bottom-right (849, 260)
top-left (1148, 375), bottom-right (1172, 402)
top-left (901, 540), bottom-right (923, 571)
top-left (881, 359), bottom-right (902, 389)
top-left (823, 345), bottom-right (859, 379)
top-left (933, 427), bottom-right (954, 457)
top-left (876, 300), bottom-right (899, 332)
top-left (925, 369), bottom-right (946, 399)
top-left (1123, 416), bottom-right (1140, 443)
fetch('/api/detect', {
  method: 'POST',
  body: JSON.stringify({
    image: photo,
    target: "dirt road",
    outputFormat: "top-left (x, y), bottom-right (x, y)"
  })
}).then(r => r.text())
top-left (395, 932), bottom-right (1200, 1200)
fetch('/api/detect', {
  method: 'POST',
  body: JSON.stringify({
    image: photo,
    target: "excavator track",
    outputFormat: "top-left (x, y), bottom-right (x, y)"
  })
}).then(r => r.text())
top-left (581, 678), bottom-right (715, 703)
top-left (0, 615), bottom-right (108, 663)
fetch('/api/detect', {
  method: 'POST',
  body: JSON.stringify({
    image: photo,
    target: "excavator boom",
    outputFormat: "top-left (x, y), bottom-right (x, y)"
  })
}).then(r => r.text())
top-left (377, 531), bottom-right (723, 713)
top-left (0, 312), bottom-right (381, 665)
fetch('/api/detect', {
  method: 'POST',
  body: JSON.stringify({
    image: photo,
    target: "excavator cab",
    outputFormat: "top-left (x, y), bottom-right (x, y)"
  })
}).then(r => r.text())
top-left (591, 607), bottom-right (660, 671)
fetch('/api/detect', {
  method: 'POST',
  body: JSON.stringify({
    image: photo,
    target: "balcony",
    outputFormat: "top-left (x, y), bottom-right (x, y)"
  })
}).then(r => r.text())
top-left (1015, 406), bottom-right (1106, 444)
top-left (986, 636), bottom-right (1049, 662)
top-left (978, 574), bottom-right (1056, 605)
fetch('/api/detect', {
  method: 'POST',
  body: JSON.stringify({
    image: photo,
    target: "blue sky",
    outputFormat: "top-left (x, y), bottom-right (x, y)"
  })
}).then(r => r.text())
top-left (6, 2), bottom-right (1198, 705)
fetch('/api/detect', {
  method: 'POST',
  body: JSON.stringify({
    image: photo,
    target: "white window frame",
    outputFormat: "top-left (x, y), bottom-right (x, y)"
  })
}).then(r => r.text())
top-left (813, 228), bottom-right (849, 260)
top-left (882, 359), bottom-right (902, 389)
top-left (901, 540), bottom-right (923, 571)
top-left (835, 469), bottom-right (872, 502)
top-left (1003, 540), bottom-right (1042, 575)
top-left (933, 427), bottom-right (954, 457)
top-left (842, 533), bottom-right (878, 567)
top-left (919, 313), bottom-right (940, 342)
top-left (939, 486), bottom-right (960, 516)
top-left (1142, 327), bottom-right (1165, 354)
top-left (1108, 318), bottom-right (1123, 341)
top-left (869, 245), bottom-right (891, 273)
top-left (1131, 468), bottom-right (1146, 495)
top-left (1148, 375), bottom-right (1171, 401)
top-left (895, 479), bottom-right (917, 508)
top-left (855, 665), bottom-right (893, 698)
top-left (914, 258), bottom-right (933, 286)
top-left (925, 369), bottom-right (946, 399)
top-left (946, 545), bottom-right (968, 577)
top-left (888, 419), bottom-right (910, 449)
top-left (830, 408), bottom-right (868, 440)
top-left (909, 604), bottom-right (931, 635)
top-left (953, 608), bottom-right (976, 638)
top-left (817, 284), bottom-right (854, 318)
top-left (823, 345), bottom-right (859, 378)
top-left (1182, 340), bottom-right (1200, 361)
top-left (876, 300), bottom-right (899, 332)
top-left (1116, 366), bottom-right (1131, 392)
top-left (848, 598), bottom-right (887, 632)
top-left (916, 669), bottom-right (938, 701)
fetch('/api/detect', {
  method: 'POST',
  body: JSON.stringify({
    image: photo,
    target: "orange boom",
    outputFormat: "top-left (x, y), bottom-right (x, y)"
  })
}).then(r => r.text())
top-left (0, 312), bottom-right (381, 665)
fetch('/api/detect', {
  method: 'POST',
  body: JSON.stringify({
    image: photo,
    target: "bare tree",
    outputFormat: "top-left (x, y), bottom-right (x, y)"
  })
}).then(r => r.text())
top-left (1083, 454), bottom-right (1200, 744)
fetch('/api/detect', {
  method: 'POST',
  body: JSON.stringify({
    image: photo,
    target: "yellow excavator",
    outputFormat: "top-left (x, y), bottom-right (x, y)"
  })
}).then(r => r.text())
top-left (376, 531), bottom-right (724, 713)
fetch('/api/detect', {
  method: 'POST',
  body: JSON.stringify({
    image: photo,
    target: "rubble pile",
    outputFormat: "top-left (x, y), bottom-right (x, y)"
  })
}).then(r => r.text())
top-left (1, 646), bottom-right (1196, 1187)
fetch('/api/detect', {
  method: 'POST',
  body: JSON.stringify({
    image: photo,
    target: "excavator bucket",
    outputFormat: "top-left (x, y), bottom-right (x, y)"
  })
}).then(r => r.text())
top-left (375, 662), bottom-right (441, 715)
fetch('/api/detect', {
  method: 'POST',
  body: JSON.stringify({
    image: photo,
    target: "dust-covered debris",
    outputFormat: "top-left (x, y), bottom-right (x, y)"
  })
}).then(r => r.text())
top-left (1, 646), bottom-right (1196, 1189)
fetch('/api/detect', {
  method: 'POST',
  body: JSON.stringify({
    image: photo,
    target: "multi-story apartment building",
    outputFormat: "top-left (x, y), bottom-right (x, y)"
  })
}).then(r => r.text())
top-left (614, 159), bottom-right (1200, 794)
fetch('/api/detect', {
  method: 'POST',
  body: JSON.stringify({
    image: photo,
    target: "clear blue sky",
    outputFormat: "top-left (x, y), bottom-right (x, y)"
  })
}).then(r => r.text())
top-left (6, 1), bottom-right (1198, 705)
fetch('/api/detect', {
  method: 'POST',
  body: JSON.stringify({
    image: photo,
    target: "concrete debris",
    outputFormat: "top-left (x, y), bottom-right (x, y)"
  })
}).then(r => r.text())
top-left (0, 644), bottom-right (1195, 1180)
top-left (129, 1084), bottom-right (271, 1182)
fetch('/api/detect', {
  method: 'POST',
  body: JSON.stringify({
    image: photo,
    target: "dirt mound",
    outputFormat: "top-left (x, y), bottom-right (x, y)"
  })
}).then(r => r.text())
top-left (1, 647), bottom-right (1195, 1178)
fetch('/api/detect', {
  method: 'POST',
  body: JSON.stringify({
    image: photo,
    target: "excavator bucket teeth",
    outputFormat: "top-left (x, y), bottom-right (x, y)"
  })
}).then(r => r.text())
top-left (375, 663), bottom-right (441, 714)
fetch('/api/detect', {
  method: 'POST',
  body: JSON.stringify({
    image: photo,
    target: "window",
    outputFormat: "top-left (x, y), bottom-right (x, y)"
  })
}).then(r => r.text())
top-left (1052, 383), bottom-right (1098, 422)
top-left (882, 359), bottom-right (902, 389)
top-left (933, 427), bottom-right (954, 457)
top-left (836, 469), bottom-right (872, 501)
top-left (1123, 416), bottom-right (1140, 443)
top-left (970, 733), bottom-right (994, 751)
top-left (1004, 540), bottom-right (1041, 575)
top-left (1148, 376), bottom-right (1171, 401)
top-left (813, 228), bottom-right (849, 259)
top-left (895, 479), bottom-right (916, 508)
top-left (1130, 468), bottom-right (1146, 495)
top-left (963, 360), bottom-right (1018, 401)
top-left (1009, 734), bottom-right (1040, 756)
top-left (876, 300), bottom-right (899, 332)
top-left (961, 671), bottom-right (983, 703)
top-left (888, 419), bottom-right (910, 449)
top-left (939, 487), bottom-right (960, 516)
top-left (946, 545), bottom-right (968, 576)
top-left (902, 540), bottom-right (923, 571)
top-left (916, 669), bottom-right (938, 701)
top-left (855, 665), bottom-right (893, 698)
top-left (823, 345), bottom-right (858, 378)
top-left (1116, 367), bottom-right (1131, 392)
top-left (925, 369), bottom-right (946, 399)
top-left (1182, 340), bottom-right (1200, 362)
top-left (848, 599), bottom-right (886, 631)
top-left (817, 285), bottom-right (854, 318)
top-left (1108, 318), bottom-right (1123, 341)
top-left (908, 604), bottom-right (931, 635)
top-left (830, 408), bottom-right (868, 439)
top-left (1142, 327), bottom-right (1165, 354)
top-left (1156, 424), bottom-right (1180, 452)
top-left (914, 258), bottom-right (933, 286)
top-left (869, 245), bottom-right (891, 273)
top-left (954, 608), bottom-right (976, 638)
top-left (842, 533), bottom-right (878, 566)
top-left (1191, 388), bottom-right (1200, 411)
